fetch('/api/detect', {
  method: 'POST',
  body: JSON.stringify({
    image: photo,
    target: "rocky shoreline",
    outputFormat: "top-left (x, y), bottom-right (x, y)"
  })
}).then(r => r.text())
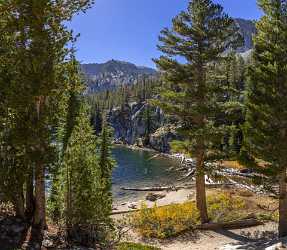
top-left (111, 144), bottom-right (197, 215)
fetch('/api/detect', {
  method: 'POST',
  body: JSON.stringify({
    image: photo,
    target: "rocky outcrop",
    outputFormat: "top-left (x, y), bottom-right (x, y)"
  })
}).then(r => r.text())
top-left (235, 18), bottom-right (257, 53)
top-left (107, 102), bottom-right (180, 152)
top-left (149, 125), bottom-right (181, 153)
top-left (108, 102), bottom-right (164, 145)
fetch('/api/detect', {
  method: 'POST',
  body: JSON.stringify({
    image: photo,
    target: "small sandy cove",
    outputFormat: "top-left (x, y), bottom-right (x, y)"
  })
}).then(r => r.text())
top-left (113, 188), bottom-right (194, 214)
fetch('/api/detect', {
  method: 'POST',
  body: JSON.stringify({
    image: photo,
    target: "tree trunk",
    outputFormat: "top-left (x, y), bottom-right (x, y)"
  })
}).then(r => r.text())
top-left (279, 167), bottom-right (287, 237)
top-left (31, 162), bottom-right (46, 245)
top-left (196, 150), bottom-right (209, 224)
top-left (13, 192), bottom-right (25, 219)
top-left (66, 163), bottom-right (72, 230)
top-left (25, 169), bottom-right (35, 221)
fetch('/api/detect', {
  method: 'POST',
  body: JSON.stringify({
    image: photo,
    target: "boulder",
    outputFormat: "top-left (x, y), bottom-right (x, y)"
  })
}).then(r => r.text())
top-left (127, 202), bottom-right (138, 209)
top-left (146, 192), bottom-right (166, 202)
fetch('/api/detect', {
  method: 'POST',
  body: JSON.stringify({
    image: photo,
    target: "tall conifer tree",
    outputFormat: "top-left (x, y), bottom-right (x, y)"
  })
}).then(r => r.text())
top-left (153, 0), bottom-right (242, 223)
top-left (0, 0), bottom-right (94, 245)
top-left (61, 102), bottom-right (103, 245)
top-left (98, 122), bottom-right (115, 226)
top-left (243, 0), bottom-right (287, 237)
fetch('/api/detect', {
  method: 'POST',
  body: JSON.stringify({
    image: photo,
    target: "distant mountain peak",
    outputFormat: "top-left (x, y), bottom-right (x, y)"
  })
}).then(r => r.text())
top-left (234, 18), bottom-right (257, 53)
top-left (81, 60), bottom-right (157, 93)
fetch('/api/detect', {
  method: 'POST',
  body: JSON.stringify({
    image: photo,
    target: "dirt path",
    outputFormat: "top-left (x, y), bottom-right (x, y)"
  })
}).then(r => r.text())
top-left (125, 222), bottom-right (281, 250)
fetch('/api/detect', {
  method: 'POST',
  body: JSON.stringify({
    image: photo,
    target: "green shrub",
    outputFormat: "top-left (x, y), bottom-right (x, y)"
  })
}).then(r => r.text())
top-left (256, 210), bottom-right (278, 222)
top-left (207, 192), bottom-right (246, 222)
top-left (117, 242), bottom-right (160, 250)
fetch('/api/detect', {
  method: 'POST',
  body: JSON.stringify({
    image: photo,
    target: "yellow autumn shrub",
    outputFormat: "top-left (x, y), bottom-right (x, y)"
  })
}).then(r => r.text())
top-left (131, 202), bottom-right (200, 238)
top-left (131, 193), bottom-right (247, 239)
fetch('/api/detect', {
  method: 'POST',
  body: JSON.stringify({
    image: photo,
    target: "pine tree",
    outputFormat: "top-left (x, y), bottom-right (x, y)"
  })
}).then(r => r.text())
top-left (59, 102), bottom-right (111, 247)
top-left (93, 107), bottom-right (103, 135)
top-left (243, 0), bottom-right (287, 237)
top-left (0, 3), bottom-right (26, 218)
top-left (226, 53), bottom-right (246, 154)
top-left (0, 0), bottom-right (94, 245)
top-left (48, 58), bottom-right (83, 223)
top-left (211, 52), bottom-right (246, 154)
top-left (98, 122), bottom-right (115, 224)
top-left (153, 0), bottom-right (242, 223)
top-left (63, 102), bottom-right (98, 227)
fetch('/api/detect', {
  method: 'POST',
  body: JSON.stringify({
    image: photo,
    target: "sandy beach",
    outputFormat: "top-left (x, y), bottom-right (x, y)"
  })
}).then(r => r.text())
top-left (113, 187), bottom-right (195, 214)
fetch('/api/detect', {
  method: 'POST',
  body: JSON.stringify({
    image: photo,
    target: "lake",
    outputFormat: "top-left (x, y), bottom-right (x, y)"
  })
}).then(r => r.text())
top-left (112, 146), bottom-right (181, 202)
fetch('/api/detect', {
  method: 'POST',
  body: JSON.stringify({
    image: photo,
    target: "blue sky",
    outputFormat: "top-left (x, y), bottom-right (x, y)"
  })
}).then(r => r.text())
top-left (69, 0), bottom-right (262, 68)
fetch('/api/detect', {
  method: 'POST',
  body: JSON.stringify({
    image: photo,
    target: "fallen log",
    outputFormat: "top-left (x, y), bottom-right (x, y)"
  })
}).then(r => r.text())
top-left (121, 183), bottom-right (235, 192)
top-left (196, 218), bottom-right (263, 230)
top-left (111, 210), bottom-right (264, 231)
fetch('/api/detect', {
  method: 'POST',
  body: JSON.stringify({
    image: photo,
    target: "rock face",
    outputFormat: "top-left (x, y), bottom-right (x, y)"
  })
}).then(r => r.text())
top-left (108, 102), bottom-right (164, 146)
top-left (235, 18), bottom-right (257, 53)
top-left (107, 102), bottom-right (182, 152)
top-left (107, 102), bottom-right (180, 152)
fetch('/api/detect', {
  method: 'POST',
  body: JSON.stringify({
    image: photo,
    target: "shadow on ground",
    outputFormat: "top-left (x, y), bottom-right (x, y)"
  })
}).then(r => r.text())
top-left (0, 215), bottom-right (30, 250)
top-left (217, 225), bottom-right (281, 249)
top-left (125, 223), bottom-right (282, 250)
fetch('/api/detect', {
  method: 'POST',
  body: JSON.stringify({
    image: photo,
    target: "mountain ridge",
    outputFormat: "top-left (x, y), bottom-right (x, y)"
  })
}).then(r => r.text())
top-left (81, 60), bottom-right (157, 93)
top-left (82, 18), bottom-right (256, 93)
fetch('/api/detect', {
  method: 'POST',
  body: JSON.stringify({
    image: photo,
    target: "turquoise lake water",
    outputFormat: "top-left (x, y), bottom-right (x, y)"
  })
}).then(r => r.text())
top-left (112, 146), bottom-right (180, 202)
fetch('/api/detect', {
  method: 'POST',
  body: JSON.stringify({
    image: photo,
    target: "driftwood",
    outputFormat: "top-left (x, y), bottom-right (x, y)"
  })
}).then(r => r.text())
top-left (177, 169), bottom-right (196, 181)
top-left (121, 183), bottom-right (234, 192)
top-left (121, 186), bottom-right (186, 192)
top-left (147, 154), bottom-right (161, 161)
top-left (196, 218), bottom-right (263, 230)
top-left (220, 169), bottom-right (267, 179)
